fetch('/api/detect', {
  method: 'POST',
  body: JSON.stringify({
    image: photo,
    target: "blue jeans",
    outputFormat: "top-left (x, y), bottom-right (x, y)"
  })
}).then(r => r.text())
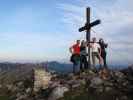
top-left (71, 54), bottom-right (80, 73)
top-left (73, 61), bottom-right (80, 73)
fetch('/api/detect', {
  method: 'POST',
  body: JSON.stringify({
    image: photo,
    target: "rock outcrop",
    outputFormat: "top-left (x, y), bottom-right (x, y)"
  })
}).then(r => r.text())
top-left (0, 67), bottom-right (133, 100)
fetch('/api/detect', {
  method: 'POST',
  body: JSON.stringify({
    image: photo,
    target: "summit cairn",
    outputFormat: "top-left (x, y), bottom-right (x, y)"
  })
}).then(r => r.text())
top-left (33, 68), bottom-right (52, 92)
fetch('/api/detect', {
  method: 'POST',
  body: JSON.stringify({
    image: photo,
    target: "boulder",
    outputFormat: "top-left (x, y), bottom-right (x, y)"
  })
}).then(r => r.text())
top-left (95, 86), bottom-right (104, 93)
top-left (104, 86), bottom-right (112, 92)
top-left (6, 84), bottom-right (13, 91)
top-left (90, 77), bottom-right (103, 87)
top-left (25, 87), bottom-right (32, 94)
top-left (48, 86), bottom-right (69, 100)
top-left (71, 83), bottom-right (81, 89)
top-left (16, 94), bottom-right (28, 100)
top-left (119, 95), bottom-right (128, 100)
top-left (16, 81), bottom-right (23, 87)
top-left (114, 71), bottom-right (125, 79)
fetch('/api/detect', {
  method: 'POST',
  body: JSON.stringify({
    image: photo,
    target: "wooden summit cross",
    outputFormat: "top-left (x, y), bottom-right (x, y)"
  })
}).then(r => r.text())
top-left (79, 7), bottom-right (101, 68)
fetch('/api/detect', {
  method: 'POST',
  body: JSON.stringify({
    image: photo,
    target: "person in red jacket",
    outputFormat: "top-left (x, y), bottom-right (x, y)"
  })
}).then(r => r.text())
top-left (69, 40), bottom-right (80, 73)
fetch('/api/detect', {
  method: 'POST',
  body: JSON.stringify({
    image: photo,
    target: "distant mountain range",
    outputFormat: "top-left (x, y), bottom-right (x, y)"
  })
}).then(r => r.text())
top-left (0, 61), bottom-right (131, 73)
top-left (0, 61), bottom-right (73, 73)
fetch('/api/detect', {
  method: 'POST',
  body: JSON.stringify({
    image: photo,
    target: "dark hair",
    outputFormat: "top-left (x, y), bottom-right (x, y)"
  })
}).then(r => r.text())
top-left (99, 38), bottom-right (104, 43)
top-left (77, 40), bottom-right (80, 42)
top-left (81, 40), bottom-right (85, 46)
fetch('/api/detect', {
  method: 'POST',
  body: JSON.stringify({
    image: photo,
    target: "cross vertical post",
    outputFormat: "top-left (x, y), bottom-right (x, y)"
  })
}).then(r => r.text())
top-left (79, 7), bottom-right (101, 69)
top-left (86, 7), bottom-right (91, 68)
top-left (79, 8), bottom-right (101, 99)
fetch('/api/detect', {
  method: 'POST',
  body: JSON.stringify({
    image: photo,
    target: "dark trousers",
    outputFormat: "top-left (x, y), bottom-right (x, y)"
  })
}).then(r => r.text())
top-left (80, 55), bottom-right (88, 71)
top-left (101, 51), bottom-right (107, 67)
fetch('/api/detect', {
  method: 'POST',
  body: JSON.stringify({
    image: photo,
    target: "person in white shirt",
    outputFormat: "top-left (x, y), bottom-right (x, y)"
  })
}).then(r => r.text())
top-left (90, 37), bottom-right (102, 68)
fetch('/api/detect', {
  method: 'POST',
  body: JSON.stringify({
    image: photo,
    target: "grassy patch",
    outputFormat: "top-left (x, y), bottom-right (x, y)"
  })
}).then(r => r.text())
top-left (0, 96), bottom-right (9, 100)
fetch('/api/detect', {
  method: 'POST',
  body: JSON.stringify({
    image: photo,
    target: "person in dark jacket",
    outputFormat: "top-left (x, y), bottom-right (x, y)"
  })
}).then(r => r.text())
top-left (80, 40), bottom-right (88, 71)
top-left (99, 38), bottom-right (108, 67)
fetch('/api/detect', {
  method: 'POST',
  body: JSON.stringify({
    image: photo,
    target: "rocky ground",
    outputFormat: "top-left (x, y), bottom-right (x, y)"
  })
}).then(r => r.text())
top-left (0, 66), bottom-right (133, 100)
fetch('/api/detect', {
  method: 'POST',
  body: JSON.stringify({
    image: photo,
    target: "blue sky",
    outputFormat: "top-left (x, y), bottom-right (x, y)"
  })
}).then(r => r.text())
top-left (0, 0), bottom-right (133, 65)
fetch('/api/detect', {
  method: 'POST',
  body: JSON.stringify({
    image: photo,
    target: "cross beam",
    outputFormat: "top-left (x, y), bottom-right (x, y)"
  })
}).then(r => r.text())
top-left (79, 7), bottom-right (101, 68)
top-left (79, 20), bottom-right (101, 32)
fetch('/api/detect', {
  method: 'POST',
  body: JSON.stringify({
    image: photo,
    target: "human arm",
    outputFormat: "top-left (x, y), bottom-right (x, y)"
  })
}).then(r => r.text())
top-left (98, 47), bottom-right (101, 55)
top-left (69, 46), bottom-right (73, 54)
